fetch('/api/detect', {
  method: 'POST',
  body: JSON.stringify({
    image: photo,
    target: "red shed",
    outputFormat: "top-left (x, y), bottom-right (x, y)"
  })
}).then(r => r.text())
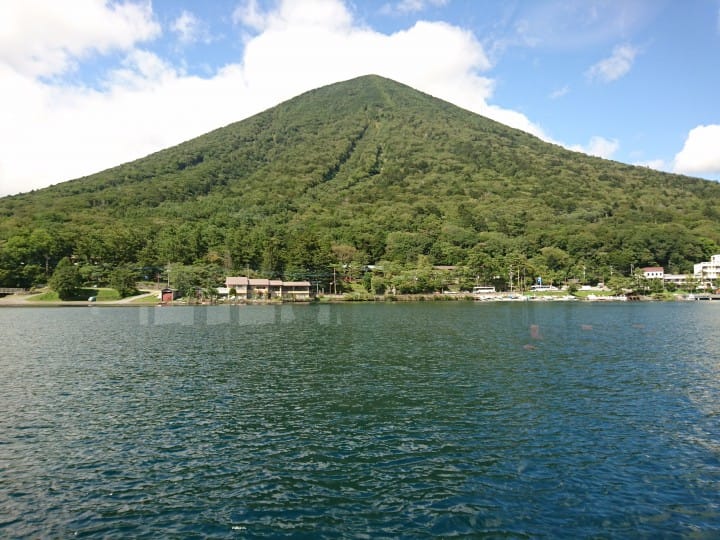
top-left (161, 288), bottom-right (179, 303)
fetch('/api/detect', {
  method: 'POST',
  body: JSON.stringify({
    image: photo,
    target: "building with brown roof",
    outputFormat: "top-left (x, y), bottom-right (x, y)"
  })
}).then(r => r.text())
top-left (225, 276), bottom-right (312, 300)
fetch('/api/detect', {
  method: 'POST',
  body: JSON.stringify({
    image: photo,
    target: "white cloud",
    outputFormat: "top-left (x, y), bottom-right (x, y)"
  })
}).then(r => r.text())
top-left (674, 125), bottom-right (720, 175)
top-left (0, 0), bottom-right (160, 77)
top-left (381, 0), bottom-right (449, 15)
top-left (235, 0), bottom-right (353, 32)
top-left (570, 136), bottom-right (619, 159)
top-left (171, 10), bottom-right (210, 44)
top-left (549, 85), bottom-right (569, 99)
top-left (586, 44), bottom-right (638, 83)
top-left (232, 0), bottom-right (267, 31)
top-left (634, 159), bottom-right (667, 172)
top-left (105, 49), bottom-right (177, 88)
top-left (0, 0), bottom-right (549, 196)
top-left (507, 1), bottom-right (656, 52)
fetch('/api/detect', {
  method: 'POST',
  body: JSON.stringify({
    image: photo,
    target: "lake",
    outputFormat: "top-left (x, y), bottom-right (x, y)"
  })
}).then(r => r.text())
top-left (1, 302), bottom-right (720, 538)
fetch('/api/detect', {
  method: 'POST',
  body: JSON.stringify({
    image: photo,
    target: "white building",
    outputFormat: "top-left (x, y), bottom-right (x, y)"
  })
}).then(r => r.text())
top-left (635, 266), bottom-right (690, 287)
top-left (641, 266), bottom-right (664, 279)
top-left (663, 274), bottom-right (689, 286)
top-left (694, 255), bottom-right (720, 282)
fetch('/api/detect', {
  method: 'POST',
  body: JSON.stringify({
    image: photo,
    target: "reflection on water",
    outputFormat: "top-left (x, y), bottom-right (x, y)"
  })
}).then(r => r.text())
top-left (1, 302), bottom-right (720, 538)
top-left (131, 303), bottom-right (349, 329)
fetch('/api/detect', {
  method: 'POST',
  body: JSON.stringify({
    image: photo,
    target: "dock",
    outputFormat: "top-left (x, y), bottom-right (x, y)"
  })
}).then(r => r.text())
top-left (0, 287), bottom-right (26, 296)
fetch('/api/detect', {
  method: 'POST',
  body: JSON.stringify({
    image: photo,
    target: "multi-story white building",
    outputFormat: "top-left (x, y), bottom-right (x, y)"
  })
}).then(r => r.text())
top-left (694, 255), bottom-right (720, 282)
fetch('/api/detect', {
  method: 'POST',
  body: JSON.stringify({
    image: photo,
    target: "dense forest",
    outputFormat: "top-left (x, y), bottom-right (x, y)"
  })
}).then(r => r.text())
top-left (1, 74), bottom-right (719, 294)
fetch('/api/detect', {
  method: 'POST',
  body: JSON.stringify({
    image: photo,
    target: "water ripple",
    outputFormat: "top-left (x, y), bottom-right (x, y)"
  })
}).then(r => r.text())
top-left (1, 303), bottom-right (720, 537)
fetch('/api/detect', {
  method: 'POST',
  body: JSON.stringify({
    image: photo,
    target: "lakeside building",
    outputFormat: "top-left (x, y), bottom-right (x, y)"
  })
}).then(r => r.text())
top-left (639, 266), bottom-right (691, 287)
top-left (225, 277), bottom-right (313, 300)
top-left (694, 255), bottom-right (720, 283)
top-left (641, 267), bottom-right (664, 279)
top-left (663, 274), bottom-right (690, 286)
top-left (160, 288), bottom-right (180, 302)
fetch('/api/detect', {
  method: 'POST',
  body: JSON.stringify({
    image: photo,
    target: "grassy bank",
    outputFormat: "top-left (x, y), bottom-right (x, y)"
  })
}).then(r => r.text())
top-left (28, 288), bottom-right (123, 302)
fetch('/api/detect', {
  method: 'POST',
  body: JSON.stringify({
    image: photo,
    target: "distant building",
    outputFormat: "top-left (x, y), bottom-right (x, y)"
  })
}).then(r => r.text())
top-left (637, 267), bottom-right (690, 287)
top-left (694, 255), bottom-right (720, 282)
top-left (160, 288), bottom-right (179, 302)
top-left (641, 267), bottom-right (664, 279)
top-left (281, 281), bottom-right (314, 300)
top-left (225, 277), bottom-right (312, 300)
top-left (662, 274), bottom-right (689, 286)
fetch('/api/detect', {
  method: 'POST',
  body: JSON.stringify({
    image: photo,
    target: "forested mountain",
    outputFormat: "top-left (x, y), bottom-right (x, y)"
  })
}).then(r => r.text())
top-left (1, 74), bottom-right (719, 291)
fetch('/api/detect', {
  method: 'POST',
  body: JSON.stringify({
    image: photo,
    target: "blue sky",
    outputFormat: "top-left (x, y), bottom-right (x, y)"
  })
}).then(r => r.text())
top-left (1, 0), bottom-right (719, 196)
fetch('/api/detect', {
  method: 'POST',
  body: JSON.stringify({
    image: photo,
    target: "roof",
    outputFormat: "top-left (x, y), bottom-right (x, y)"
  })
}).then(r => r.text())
top-left (226, 276), bottom-right (308, 287)
top-left (641, 267), bottom-right (664, 272)
top-left (226, 277), bottom-right (278, 286)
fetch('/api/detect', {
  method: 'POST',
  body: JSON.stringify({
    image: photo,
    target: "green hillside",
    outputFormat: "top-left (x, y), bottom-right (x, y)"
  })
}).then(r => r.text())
top-left (1, 74), bottom-right (719, 291)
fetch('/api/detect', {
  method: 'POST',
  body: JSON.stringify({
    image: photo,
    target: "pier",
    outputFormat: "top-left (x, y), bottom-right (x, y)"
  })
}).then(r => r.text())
top-left (694, 294), bottom-right (720, 301)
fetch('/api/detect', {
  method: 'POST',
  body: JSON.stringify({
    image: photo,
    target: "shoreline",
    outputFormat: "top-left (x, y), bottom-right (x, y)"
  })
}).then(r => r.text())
top-left (0, 291), bottom-right (158, 307)
top-left (0, 291), bottom-right (706, 307)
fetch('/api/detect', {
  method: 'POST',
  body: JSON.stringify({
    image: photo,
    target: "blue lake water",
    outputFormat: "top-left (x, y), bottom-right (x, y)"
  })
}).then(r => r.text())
top-left (1, 302), bottom-right (720, 538)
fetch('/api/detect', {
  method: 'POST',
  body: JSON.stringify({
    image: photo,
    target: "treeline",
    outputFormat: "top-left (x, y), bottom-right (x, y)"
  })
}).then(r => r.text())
top-left (1, 216), bottom-right (715, 294)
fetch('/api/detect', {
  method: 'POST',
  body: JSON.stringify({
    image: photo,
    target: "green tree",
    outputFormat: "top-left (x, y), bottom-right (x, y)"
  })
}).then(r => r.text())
top-left (370, 274), bottom-right (386, 295)
top-left (384, 232), bottom-right (432, 263)
top-left (28, 228), bottom-right (56, 278)
top-left (260, 237), bottom-right (284, 277)
top-left (49, 257), bottom-right (82, 300)
top-left (109, 266), bottom-right (138, 298)
top-left (170, 264), bottom-right (202, 299)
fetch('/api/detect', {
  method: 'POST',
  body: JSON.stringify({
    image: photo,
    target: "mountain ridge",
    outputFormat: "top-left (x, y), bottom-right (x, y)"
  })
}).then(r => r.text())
top-left (1, 74), bottom-right (719, 290)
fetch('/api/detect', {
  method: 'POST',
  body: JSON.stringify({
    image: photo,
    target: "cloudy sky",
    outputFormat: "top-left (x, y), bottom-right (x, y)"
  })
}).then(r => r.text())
top-left (1, 0), bottom-right (719, 196)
